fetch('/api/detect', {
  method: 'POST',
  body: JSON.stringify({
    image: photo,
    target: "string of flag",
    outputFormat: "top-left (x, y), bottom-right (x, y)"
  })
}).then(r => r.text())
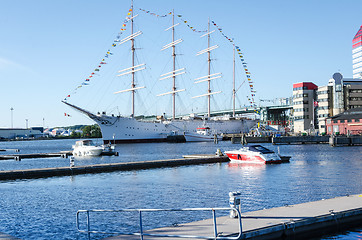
top-left (211, 20), bottom-right (257, 109)
top-left (176, 14), bottom-right (207, 33)
top-left (63, 7), bottom-right (133, 103)
top-left (138, 8), bottom-right (206, 33)
top-left (139, 8), bottom-right (171, 17)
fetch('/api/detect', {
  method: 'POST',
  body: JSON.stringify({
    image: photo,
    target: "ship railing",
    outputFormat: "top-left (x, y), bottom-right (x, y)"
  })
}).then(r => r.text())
top-left (76, 207), bottom-right (242, 240)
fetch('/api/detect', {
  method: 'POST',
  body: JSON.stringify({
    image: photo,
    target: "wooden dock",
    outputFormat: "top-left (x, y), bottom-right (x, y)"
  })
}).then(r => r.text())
top-left (0, 150), bottom-right (118, 161)
top-left (103, 194), bottom-right (362, 240)
top-left (0, 151), bottom-right (72, 161)
top-left (0, 156), bottom-right (229, 180)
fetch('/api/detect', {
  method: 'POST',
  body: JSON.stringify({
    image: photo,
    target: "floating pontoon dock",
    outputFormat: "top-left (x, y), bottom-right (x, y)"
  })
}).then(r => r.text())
top-left (100, 194), bottom-right (362, 240)
top-left (0, 150), bottom-right (117, 161)
top-left (0, 155), bottom-right (229, 180)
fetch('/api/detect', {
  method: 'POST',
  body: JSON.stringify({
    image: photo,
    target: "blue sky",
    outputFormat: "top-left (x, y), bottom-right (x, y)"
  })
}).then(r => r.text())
top-left (0, 0), bottom-right (361, 128)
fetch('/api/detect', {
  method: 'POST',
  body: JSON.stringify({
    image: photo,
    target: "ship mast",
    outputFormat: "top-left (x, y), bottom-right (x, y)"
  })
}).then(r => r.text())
top-left (114, 1), bottom-right (145, 118)
top-left (158, 10), bottom-right (185, 120)
top-left (131, 1), bottom-right (135, 117)
top-left (193, 18), bottom-right (221, 118)
top-left (233, 44), bottom-right (236, 117)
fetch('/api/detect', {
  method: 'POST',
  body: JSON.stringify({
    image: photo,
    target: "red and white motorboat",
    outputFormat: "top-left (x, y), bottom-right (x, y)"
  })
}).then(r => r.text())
top-left (224, 145), bottom-right (282, 164)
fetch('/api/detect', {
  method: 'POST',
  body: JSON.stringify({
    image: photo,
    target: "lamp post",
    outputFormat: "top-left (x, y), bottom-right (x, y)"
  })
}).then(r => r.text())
top-left (10, 107), bottom-right (14, 128)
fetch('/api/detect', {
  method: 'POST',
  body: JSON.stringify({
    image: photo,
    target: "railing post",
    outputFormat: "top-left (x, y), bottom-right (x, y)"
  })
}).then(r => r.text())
top-left (139, 210), bottom-right (144, 240)
top-left (86, 210), bottom-right (90, 240)
top-left (212, 209), bottom-right (218, 239)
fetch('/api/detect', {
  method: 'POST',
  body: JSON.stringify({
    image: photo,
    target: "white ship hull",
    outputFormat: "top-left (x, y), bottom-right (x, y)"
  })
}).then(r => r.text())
top-left (90, 114), bottom-right (256, 143)
top-left (63, 102), bottom-right (256, 143)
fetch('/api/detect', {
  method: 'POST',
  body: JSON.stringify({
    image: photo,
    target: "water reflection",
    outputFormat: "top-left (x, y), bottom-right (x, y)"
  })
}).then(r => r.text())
top-left (0, 140), bottom-right (361, 239)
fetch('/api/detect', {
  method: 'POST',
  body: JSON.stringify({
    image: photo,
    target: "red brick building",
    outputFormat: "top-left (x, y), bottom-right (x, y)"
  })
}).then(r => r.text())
top-left (325, 107), bottom-right (362, 135)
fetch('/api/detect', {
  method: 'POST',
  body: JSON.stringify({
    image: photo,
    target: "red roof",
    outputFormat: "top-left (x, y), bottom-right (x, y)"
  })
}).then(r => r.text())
top-left (352, 25), bottom-right (362, 44)
top-left (293, 82), bottom-right (318, 90)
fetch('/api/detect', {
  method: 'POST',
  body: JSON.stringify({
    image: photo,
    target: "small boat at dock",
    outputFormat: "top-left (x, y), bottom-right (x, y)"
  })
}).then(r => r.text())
top-left (184, 127), bottom-right (222, 142)
top-left (224, 145), bottom-right (285, 164)
top-left (72, 140), bottom-right (104, 157)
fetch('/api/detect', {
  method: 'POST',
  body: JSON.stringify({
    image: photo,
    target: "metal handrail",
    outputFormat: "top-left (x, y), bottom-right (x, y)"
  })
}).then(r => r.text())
top-left (76, 207), bottom-right (242, 240)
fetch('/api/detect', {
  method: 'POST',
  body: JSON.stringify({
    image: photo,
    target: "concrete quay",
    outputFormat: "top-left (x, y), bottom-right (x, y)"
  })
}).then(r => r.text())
top-left (104, 194), bottom-right (362, 240)
top-left (272, 136), bottom-right (329, 145)
top-left (223, 135), bottom-right (272, 143)
top-left (329, 135), bottom-right (362, 146)
top-left (0, 155), bottom-right (229, 180)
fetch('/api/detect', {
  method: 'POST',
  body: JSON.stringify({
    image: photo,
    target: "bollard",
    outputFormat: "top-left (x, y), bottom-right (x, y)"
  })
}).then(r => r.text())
top-left (229, 191), bottom-right (241, 218)
top-left (215, 148), bottom-right (223, 156)
top-left (70, 157), bottom-right (75, 168)
top-left (214, 134), bottom-right (218, 144)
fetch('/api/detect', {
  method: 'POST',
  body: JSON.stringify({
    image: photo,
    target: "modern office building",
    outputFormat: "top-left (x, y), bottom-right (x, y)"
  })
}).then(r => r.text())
top-left (292, 82), bottom-right (318, 132)
top-left (316, 85), bottom-right (333, 131)
top-left (292, 74), bottom-right (362, 134)
top-left (291, 25), bottom-right (362, 134)
top-left (342, 78), bottom-right (362, 109)
top-left (353, 25), bottom-right (362, 79)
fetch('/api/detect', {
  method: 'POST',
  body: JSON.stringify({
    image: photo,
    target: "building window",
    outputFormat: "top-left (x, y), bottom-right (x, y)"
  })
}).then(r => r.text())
top-left (333, 120), bottom-right (338, 123)
top-left (356, 119), bottom-right (360, 122)
top-left (350, 89), bottom-right (362, 93)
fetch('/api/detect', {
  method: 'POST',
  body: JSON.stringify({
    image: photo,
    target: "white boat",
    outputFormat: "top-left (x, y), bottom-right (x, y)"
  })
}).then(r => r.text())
top-left (184, 126), bottom-right (222, 142)
top-left (72, 140), bottom-right (104, 157)
top-left (224, 145), bottom-right (282, 164)
top-left (63, 4), bottom-right (257, 144)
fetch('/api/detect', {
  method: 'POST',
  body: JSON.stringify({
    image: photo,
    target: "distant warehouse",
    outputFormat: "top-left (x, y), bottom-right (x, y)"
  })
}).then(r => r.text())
top-left (0, 127), bottom-right (44, 140)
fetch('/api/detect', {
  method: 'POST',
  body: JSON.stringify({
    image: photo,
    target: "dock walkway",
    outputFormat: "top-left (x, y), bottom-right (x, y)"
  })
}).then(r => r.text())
top-left (103, 194), bottom-right (362, 239)
top-left (0, 156), bottom-right (229, 180)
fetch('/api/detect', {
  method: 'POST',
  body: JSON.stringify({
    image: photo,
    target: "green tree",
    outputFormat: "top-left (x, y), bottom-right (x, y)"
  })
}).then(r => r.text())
top-left (81, 124), bottom-right (102, 138)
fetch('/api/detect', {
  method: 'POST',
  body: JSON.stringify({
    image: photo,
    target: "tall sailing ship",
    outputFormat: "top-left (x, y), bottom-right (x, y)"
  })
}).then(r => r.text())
top-left (63, 4), bottom-right (257, 143)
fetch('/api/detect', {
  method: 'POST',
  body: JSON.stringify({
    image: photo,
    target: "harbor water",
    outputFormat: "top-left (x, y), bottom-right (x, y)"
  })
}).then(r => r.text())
top-left (0, 139), bottom-right (361, 239)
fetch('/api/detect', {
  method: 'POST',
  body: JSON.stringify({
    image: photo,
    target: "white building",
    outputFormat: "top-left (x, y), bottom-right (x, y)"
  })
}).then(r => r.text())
top-left (0, 128), bottom-right (44, 139)
top-left (352, 25), bottom-right (362, 79)
top-left (292, 82), bottom-right (318, 132)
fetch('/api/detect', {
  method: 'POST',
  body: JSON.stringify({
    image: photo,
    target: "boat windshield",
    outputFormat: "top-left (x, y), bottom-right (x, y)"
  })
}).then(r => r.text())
top-left (82, 140), bottom-right (94, 146)
top-left (249, 145), bottom-right (274, 154)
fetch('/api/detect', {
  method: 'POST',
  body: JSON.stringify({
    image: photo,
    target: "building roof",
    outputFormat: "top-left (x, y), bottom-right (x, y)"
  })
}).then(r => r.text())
top-left (353, 25), bottom-right (362, 48)
top-left (329, 107), bottom-right (362, 121)
top-left (342, 78), bottom-right (362, 85)
top-left (292, 82), bottom-right (318, 90)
